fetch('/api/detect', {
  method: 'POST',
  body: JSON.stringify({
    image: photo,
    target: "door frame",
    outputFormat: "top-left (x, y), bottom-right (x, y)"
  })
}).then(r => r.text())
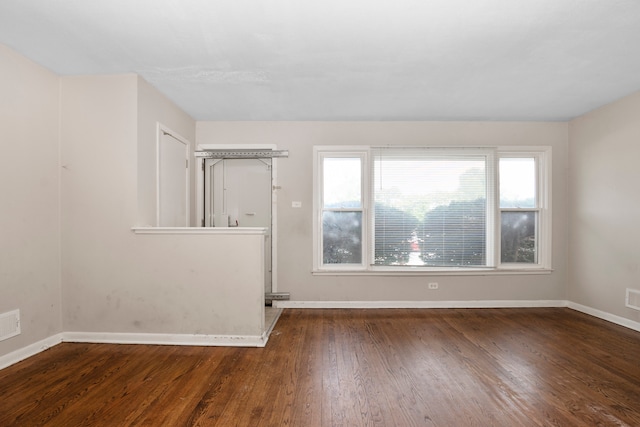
top-left (156, 123), bottom-right (190, 227)
top-left (195, 144), bottom-right (279, 293)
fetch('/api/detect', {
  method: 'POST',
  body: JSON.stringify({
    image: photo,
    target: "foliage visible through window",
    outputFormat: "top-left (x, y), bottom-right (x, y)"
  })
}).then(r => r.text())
top-left (316, 147), bottom-right (549, 271)
top-left (321, 156), bottom-right (364, 265)
top-left (499, 157), bottom-right (538, 264)
top-left (322, 211), bottom-right (362, 264)
top-left (373, 150), bottom-right (487, 267)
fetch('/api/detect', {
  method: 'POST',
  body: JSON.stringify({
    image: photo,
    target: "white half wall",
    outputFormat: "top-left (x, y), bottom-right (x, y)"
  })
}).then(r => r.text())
top-left (65, 229), bottom-right (266, 337)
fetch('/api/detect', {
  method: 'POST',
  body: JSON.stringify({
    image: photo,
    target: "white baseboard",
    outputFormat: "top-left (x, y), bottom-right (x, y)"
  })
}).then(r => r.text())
top-left (568, 302), bottom-right (640, 333)
top-left (275, 300), bottom-right (569, 309)
top-left (62, 331), bottom-right (269, 348)
top-left (0, 333), bottom-right (63, 370)
top-left (0, 331), bottom-right (268, 371)
top-left (3, 301), bottom-right (639, 371)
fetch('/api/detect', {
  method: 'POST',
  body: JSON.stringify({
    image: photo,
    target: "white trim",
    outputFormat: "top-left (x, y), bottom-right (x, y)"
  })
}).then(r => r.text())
top-left (132, 226), bottom-right (267, 235)
top-left (314, 148), bottom-right (369, 271)
top-left (4, 302), bottom-right (640, 371)
top-left (0, 333), bottom-right (63, 370)
top-left (314, 145), bottom-right (552, 274)
top-left (312, 268), bottom-right (552, 276)
top-left (568, 302), bottom-right (640, 333)
top-left (196, 157), bottom-right (205, 226)
top-left (0, 329), bottom-right (274, 370)
top-left (63, 332), bottom-right (269, 347)
top-left (274, 300), bottom-right (568, 309)
top-left (271, 158), bottom-right (279, 292)
top-left (497, 147), bottom-right (552, 268)
top-left (156, 123), bottom-right (191, 227)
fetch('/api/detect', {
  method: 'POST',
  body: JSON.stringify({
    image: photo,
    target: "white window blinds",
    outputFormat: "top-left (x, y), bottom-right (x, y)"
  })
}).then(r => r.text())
top-left (371, 148), bottom-right (492, 267)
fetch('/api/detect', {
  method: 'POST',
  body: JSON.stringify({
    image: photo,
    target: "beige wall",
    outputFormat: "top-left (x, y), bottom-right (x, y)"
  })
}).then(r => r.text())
top-left (136, 76), bottom-right (196, 227)
top-left (0, 44), bottom-right (62, 357)
top-left (569, 91), bottom-right (640, 323)
top-left (197, 121), bottom-right (570, 303)
top-left (4, 40), bottom-right (640, 362)
top-left (60, 74), bottom-right (139, 331)
top-left (59, 74), bottom-right (264, 338)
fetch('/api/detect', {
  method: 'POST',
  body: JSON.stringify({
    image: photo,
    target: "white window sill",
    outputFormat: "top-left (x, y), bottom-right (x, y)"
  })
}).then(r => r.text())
top-left (312, 268), bottom-right (553, 276)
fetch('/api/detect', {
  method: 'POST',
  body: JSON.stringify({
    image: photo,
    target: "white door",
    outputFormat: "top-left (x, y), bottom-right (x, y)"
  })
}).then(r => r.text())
top-left (158, 132), bottom-right (189, 226)
top-left (204, 158), bottom-right (273, 292)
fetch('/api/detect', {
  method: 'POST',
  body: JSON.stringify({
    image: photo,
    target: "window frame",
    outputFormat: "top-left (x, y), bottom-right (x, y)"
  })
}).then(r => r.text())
top-left (313, 145), bottom-right (552, 274)
top-left (314, 148), bottom-right (369, 271)
top-left (497, 148), bottom-right (552, 270)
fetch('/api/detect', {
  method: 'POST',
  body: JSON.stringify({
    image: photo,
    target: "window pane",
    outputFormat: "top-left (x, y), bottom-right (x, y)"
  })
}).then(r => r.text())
top-left (323, 157), bottom-right (361, 208)
top-left (500, 158), bottom-right (536, 208)
top-left (420, 199), bottom-right (486, 266)
top-left (501, 211), bottom-right (537, 263)
top-left (373, 151), bottom-right (487, 267)
top-left (322, 211), bottom-right (362, 264)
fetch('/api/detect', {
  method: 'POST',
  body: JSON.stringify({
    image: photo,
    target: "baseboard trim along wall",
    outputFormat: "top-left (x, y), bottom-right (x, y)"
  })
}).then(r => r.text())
top-left (275, 299), bottom-right (640, 332)
top-left (274, 300), bottom-right (569, 309)
top-left (0, 333), bottom-right (63, 371)
top-left (62, 332), bottom-right (269, 348)
top-left (0, 332), bottom-right (268, 370)
top-left (568, 302), bottom-right (640, 333)
top-left (3, 301), bottom-right (640, 371)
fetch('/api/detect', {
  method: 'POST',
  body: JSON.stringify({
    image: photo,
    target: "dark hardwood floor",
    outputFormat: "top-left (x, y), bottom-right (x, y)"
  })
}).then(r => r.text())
top-left (1, 308), bottom-right (639, 426)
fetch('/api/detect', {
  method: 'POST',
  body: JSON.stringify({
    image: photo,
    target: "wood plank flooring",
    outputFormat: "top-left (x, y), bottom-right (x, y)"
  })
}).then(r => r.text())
top-left (1, 308), bottom-right (639, 426)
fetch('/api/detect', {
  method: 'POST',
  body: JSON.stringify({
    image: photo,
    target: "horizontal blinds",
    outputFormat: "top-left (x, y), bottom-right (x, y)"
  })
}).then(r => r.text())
top-left (371, 148), bottom-right (490, 267)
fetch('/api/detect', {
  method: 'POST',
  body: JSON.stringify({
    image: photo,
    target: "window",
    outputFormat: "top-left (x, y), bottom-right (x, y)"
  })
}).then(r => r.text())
top-left (314, 146), bottom-right (551, 273)
top-left (318, 152), bottom-right (367, 268)
top-left (499, 152), bottom-right (550, 266)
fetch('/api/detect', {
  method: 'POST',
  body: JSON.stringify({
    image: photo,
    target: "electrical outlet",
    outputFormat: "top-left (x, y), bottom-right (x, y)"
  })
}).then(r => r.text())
top-left (428, 282), bottom-right (439, 290)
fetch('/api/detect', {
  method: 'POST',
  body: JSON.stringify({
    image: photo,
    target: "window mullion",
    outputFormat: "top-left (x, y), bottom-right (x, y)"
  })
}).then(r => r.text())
top-left (487, 150), bottom-right (498, 267)
top-left (315, 145), bottom-right (551, 273)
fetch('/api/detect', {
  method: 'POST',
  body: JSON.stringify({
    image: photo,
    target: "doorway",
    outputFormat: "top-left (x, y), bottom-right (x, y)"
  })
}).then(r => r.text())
top-left (202, 157), bottom-right (274, 295)
top-left (157, 127), bottom-right (189, 227)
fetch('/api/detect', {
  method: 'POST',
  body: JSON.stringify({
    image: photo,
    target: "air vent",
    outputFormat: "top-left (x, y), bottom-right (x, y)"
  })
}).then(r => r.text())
top-left (626, 288), bottom-right (640, 311)
top-left (0, 309), bottom-right (20, 342)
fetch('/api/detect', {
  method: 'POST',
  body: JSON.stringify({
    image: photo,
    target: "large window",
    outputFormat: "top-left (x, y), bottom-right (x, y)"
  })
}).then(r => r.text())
top-left (314, 146), bottom-right (551, 273)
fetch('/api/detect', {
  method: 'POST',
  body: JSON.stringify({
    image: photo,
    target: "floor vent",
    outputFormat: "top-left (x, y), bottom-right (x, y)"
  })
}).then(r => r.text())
top-left (0, 309), bottom-right (21, 342)
top-left (626, 288), bottom-right (640, 311)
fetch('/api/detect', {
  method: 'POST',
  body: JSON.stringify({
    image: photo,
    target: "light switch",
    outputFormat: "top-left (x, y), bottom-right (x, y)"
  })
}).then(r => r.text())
top-left (292, 201), bottom-right (302, 208)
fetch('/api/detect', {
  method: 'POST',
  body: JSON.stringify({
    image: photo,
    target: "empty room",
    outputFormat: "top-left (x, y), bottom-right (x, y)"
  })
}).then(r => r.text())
top-left (1, 1), bottom-right (639, 425)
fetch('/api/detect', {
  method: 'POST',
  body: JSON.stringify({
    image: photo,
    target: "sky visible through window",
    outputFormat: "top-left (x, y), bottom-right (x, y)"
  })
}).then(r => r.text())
top-left (321, 153), bottom-right (539, 267)
top-left (375, 160), bottom-right (479, 195)
top-left (500, 157), bottom-right (536, 207)
top-left (322, 157), bottom-right (537, 207)
top-left (323, 157), bottom-right (361, 208)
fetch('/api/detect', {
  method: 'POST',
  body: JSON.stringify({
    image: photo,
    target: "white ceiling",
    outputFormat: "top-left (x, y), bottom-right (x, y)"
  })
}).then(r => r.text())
top-left (1, 0), bottom-right (640, 121)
